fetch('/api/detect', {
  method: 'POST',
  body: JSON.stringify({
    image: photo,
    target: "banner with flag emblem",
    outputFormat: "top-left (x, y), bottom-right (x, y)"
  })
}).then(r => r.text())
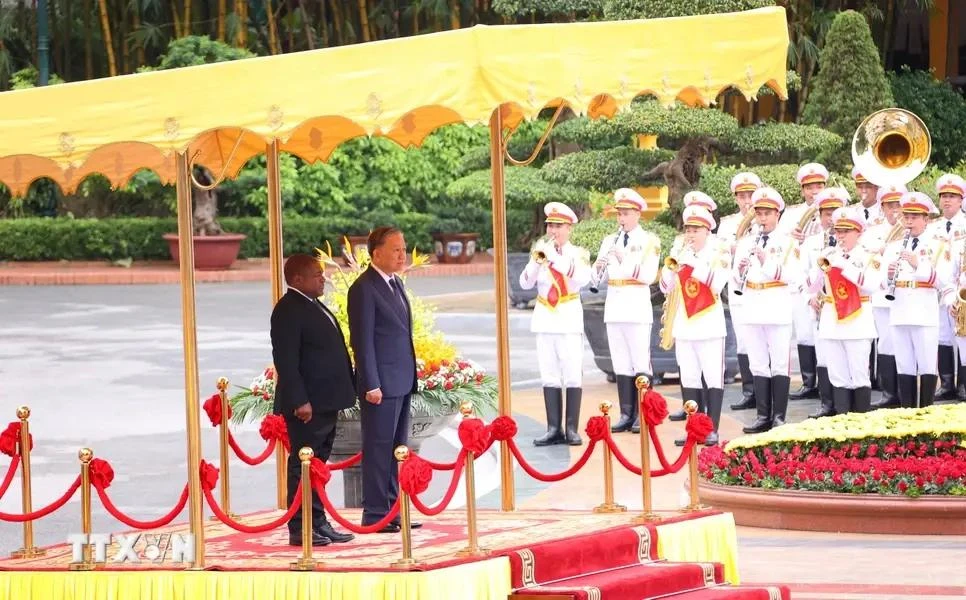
top-left (827, 266), bottom-right (862, 320)
top-left (545, 265), bottom-right (569, 307)
top-left (677, 265), bottom-right (716, 317)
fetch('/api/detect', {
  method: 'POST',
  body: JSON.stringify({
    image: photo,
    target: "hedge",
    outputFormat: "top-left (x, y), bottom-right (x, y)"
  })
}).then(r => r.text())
top-left (602, 0), bottom-right (774, 19)
top-left (889, 67), bottom-right (966, 170)
top-left (446, 166), bottom-right (587, 210)
top-left (551, 116), bottom-right (631, 150)
top-left (612, 100), bottom-right (741, 143)
top-left (541, 147), bottom-right (674, 190)
top-left (724, 123), bottom-right (844, 167)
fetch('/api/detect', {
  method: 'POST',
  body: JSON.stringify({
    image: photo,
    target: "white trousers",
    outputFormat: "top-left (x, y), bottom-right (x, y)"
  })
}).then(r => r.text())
top-left (822, 339), bottom-right (872, 388)
top-left (814, 323), bottom-right (826, 368)
top-left (744, 324), bottom-right (792, 378)
top-left (733, 322), bottom-right (750, 354)
top-left (792, 295), bottom-right (815, 346)
top-left (893, 325), bottom-right (938, 376)
top-left (675, 338), bottom-right (725, 388)
top-left (606, 323), bottom-right (652, 376)
top-left (939, 309), bottom-right (954, 346)
top-left (873, 307), bottom-right (893, 356)
top-left (536, 333), bottom-right (583, 387)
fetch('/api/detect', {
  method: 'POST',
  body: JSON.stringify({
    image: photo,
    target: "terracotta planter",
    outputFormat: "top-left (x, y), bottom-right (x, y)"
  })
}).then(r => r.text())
top-left (162, 233), bottom-right (246, 271)
top-left (341, 235), bottom-right (370, 266)
top-left (698, 480), bottom-right (966, 535)
top-left (432, 232), bottom-right (479, 265)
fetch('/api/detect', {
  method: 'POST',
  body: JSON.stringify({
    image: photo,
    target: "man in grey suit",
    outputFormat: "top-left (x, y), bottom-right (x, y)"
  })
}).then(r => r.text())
top-left (347, 226), bottom-right (422, 532)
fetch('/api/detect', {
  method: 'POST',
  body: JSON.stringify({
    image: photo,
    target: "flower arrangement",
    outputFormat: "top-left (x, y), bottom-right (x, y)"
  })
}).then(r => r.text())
top-left (229, 239), bottom-right (497, 424)
top-left (698, 405), bottom-right (966, 497)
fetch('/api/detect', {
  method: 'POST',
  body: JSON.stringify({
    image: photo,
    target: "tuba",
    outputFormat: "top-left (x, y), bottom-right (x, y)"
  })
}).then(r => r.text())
top-left (735, 209), bottom-right (756, 239)
top-left (852, 108), bottom-right (931, 188)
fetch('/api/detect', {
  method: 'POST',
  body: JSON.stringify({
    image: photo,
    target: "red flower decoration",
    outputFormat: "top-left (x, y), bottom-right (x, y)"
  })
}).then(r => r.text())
top-left (199, 461), bottom-right (219, 491)
top-left (685, 413), bottom-right (714, 444)
top-left (309, 457), bottom-right (332, 487)
top-left (89, 458), bottom-right (115, 489)
top-left (488, 416), bottom-right (518, 441)
top-left (259, 415), bottom-right (290, 452)
top-left (0, 422), bottom-right (31, 457)
top-left (202, 393), bottom-right (231, 427)
top-left (399, 454), bottom-right (432, 496)
top-left (585, 415), bottom-right (609, 441)
top-left (458, 418), bottom-right (490, 456)
top-left (641, 390), bottom-right (669, 427)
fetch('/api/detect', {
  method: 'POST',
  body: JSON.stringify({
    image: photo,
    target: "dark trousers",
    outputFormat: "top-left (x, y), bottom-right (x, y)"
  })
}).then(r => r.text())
top-left (285, 410), bottom-right (338, 534)
top-left (360, 394), bottom-right (411, 525)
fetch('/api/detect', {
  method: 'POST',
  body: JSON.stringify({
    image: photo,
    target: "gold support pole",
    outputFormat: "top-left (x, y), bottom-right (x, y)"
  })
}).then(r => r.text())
top-left (175, 151), bottom-right (206, 568)
top-left (391, 446), bottom-right (417, 569)
top-left (69, 448), bottom-right (94, 571)
top-left (290, 447), bottom-right (316, 571)
top-left (456, 404), bottom-right (490, 558)
top-left (593, 401), bottom-right (626, 513)
top-left (213, 377), bottom-right (234, 520)
top-left (266, 139), bottom-right (288, 510)
top-left (489, 107), bottom-right (515, 512)
top-left (634, 377), bottom-right (660, 523)
top-left (10, 406), bottom-right (43, 558)
top-left (682, 400), bottom-right (707, 512)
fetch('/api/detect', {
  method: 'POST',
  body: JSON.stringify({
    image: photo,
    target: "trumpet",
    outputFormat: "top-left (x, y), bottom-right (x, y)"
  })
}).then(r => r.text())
top-left (732, 224), bottom-right (763, 296)
top-left (531, 235), bottom-right (555, 264)
top-left (884, 229), bottom-right (911, 301)
top-left (589, 226), bottom-right (623, 293)
top-left (665, 241), bottom-right (695, 271)
top-left (817, 234), bottom-right (835, 272)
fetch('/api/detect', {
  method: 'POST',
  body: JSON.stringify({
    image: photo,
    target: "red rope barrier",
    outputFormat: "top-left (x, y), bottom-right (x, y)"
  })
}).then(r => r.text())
top-left (315, 482), bottom-right (401, 534)
top-left (0, 455), bottom-right (19, 500)
top-left (409, 451), bottom-right (467, 516)
top-left (227, 432), bottom-right (276, 466)
top-left (328, 452), bottom-right (362, 470)
top-left (0, 476), bottom-right (80, 522)
top-left (506, 438), bottom-right (598, 482)
top-left (605, 433), bottom-right (693, 477)
top-left (95, 484), bottom-right (189, 530)
top-left (204, 485), bottom-right (303, 533)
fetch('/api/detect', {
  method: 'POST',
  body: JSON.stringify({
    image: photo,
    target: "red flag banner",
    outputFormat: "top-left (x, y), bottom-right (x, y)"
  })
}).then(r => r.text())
top-left (827, 266), bottom-right (862, 321)
top-left (546, 265), bottom-right (569, 307)
top-left (677, 265), bottom-right (716, 318)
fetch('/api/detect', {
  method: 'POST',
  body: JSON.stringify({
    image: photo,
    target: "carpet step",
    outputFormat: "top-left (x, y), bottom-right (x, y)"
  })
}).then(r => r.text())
top-left (643, 584), bottom-right (792, 600)
top-left (509, 561), bottom-right (725, 600)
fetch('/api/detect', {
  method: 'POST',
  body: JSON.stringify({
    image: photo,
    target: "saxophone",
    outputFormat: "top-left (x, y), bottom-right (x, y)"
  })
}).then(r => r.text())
top-left (734, 210), bottom-right (756, 239)
top-left (658, 241), bottom-right (694, 351)
top-left (955, 240), bottom-right (966, 336)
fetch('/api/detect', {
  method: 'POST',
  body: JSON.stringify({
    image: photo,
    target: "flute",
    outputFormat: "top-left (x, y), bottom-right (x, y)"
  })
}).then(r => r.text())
top-left (589, 226), bottom-right (623, 293)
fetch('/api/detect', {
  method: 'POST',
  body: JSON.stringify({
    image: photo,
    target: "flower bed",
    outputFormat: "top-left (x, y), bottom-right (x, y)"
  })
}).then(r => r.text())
top-left (698, 405), bottom-right (966, 497)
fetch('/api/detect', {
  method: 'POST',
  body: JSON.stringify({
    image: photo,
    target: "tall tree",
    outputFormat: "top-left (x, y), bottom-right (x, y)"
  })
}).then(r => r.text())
top-left (97, 0), bottom-right (117, 76)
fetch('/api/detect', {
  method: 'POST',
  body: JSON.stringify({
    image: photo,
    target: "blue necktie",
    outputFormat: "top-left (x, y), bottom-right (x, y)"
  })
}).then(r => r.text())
top-left (389, 277), bottom-right (407, 309)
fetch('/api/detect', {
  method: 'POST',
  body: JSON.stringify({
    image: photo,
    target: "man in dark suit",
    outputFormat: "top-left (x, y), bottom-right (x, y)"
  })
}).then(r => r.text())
top-left (347, 226), bottom-right (422, 533)
top-left (271, 253), bottom-right (356, 546)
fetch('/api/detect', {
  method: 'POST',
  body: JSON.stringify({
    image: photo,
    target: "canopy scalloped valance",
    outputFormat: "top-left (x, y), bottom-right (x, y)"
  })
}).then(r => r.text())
top-left (0, 7), bottom-right (788, 196)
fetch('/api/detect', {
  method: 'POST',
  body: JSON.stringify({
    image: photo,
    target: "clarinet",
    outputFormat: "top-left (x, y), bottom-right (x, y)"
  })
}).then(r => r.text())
top-left (589, 226), bottom-right (623, 293)
top-left (732, 225), bottom-right (763, 296)
top-left (884, 229), bottom-right (912, 301)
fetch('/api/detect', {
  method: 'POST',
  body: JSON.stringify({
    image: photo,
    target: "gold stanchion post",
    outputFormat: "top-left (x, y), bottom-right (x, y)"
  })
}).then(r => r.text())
top-left (593, 401), bottom-right (626, 513)
top-left (290, 447), bottom-right (316, 571)
top-left (456, 404), bottom-right (490, 558)
top-left (213, 377), bottom-right (235, 521)
top-left (69, 448), bottom-right (95, 571)
top-left (633, 376), bottom-right (660, 523)
top-left (391, 446), bottom-right (418, 569)
top-left (10, 406), bottom-right (44, 558)
top-left (682, 400), bottom-right (707, 513)
top-left (266, 139), bottom-right (288, 510)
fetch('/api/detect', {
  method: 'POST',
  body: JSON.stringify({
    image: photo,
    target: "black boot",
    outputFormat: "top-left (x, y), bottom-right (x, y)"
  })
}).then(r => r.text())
top-left (959, 364), bottom-right (966, 401)
top-left (630, 414), bottom-right (640, 434)
top-left (937, 345), bottom-right (957, 400)
top-left (809, 367), bottom-right (836, 418)
top-left (611, 375), bottom-right (636, 433)
top-left (919, 374), bottom-right (938, 408)
top-left (731, 354), bottom-right (756, 410)
top-left (534, 387), bottom-right (565, 446)
top-left (743, 376), bottom-right (773, 434)
top-left (853, 387), bottom-right (872, 413)
top-left (832, 386), bottom-right (853, 415)
top-left (872, 354), bottom-right (900, 408)
top-left (771, 375), bottom-right (791, 428)
top-left (789, 345), bottom-right (819, 399)
top-left (674, 387), bottom-right (704, 446)
top-left (896, 374), bottom-right (918, 409)
top-left (669, 383), bottom-right (688, 422)
top-left (703, 388), bottom-right (724, 446)
top-left (869, 343), bottom-right (879, 390)
top-left (564, 387), bottom-right (583, 445)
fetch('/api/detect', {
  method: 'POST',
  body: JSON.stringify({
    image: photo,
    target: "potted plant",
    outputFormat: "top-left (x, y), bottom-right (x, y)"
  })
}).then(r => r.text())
top-left (228, 243), bottom-right (498, 507)
top-left (430, 207), bottom-right (481, 265)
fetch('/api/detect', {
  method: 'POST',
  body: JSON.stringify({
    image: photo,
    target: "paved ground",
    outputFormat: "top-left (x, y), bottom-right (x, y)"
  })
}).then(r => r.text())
top-left (1, 277), bottom-right (963, 598)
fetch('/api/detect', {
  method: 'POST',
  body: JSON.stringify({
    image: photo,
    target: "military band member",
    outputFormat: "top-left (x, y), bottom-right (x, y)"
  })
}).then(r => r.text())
top-left (593, 189), bottom-right (661, 435)
top-left (940, 223), bottom-right (966, 400)
top-left (879, 192), bottom-right (951, 408)
top-left (733, 188), bottom-right (803, 433)
top-left (926, 174), bottom-right (966, 401)
top-left (806, 206), bottom-right (882, 414)
top-left (520, 202), bottom-right (592, 446)
top-left (660, 206), bottom-right (731, 446)
top-left (853, 166), bottom-right (882, 223)
top-left (782, 163), bottom-right (829, 401)
top-left (799, 187), bottom-right (850, 418)
top-left (717, 172), bottom-right (763, 411)
top-left (859, 183), bottom-right (907, 409)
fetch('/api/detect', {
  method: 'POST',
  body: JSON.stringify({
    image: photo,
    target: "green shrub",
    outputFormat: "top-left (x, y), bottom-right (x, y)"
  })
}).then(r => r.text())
top-left (570, 217), bottom-right (678, 263)
top-left (888, 67), bottom-right (966, 170)
top-left (541, 147), bottom-right (674, 190)
top-left (801, 10), bottom-right (894, 169)
top-left (493, 0), bottom-right (604, 17)
top-left (602, 0), bottom-right (774, 19)
top-left (612, 100), bottom-right (741, 144)
top-left (446, 167), bottom-right (587, 210)
top-left (725, 123), bottom-right (844, 166)
top-left (551, 117), bottom-right (632, 150)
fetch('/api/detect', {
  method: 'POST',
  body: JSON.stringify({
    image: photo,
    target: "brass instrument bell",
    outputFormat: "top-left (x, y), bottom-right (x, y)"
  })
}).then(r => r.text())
top-left (852, 108), bottom-right (931, 187)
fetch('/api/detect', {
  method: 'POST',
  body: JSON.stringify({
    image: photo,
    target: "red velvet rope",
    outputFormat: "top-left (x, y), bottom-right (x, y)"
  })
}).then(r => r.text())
top-left (649, 426), bottom-right (675, 470)
top-left (506, 438), bottom-right (599, 482)
top-left (95, 484), bottom-right (189, 529)
top-left (204, 485), bottom-right (303, 533)
top-left (0, 455), bottom-right (19, 500)
top-left (315, 482), bottom-right (401, 534)
top-left (327, 452), bottom-right (362, 470)
top-left (408, 451), bottom-right (467, 516)
top-left (259, 415), bottom-right (291, 453)
top-left (227, 432), bottom-right (276, 466)
top-left (606, 431), bottom-right (694, 476)
top-left (0, 476), bottom-right (80, 522)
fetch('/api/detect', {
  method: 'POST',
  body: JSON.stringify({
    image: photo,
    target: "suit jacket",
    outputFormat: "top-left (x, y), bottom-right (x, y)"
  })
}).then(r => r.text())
top-left (270, 289), bottom-right (356, 415)
top-left (347, 266), bottom-right (418, 398)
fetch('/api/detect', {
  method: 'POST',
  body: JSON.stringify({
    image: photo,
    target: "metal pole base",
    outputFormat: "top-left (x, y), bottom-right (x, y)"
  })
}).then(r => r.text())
top-left (68, 561), bottom-right (96, 571)
top-left (632, 512), bottom-right (663, 523)
top-left (390, 557), bottom-right (419, 569)
top-left (593, 503), bottom-right (627, 514)
top-left (289, 558), bottom-right (317, 571)
top-left (455, 546), bottom-right (491, 558)
top-left (208, 513), bottom-right (237, 521)
top-left (10, 547), bottom-right (45, 559)
top-left (682, 503), bottom-right (709, 513)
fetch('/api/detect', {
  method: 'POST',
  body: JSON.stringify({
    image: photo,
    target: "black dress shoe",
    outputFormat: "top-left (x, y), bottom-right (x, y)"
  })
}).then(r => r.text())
top-left (376, 523), bottom-right (401, 533)
top-left (316, 522), bottom-right (355, 543)
top-left (289, 531), bottom-right (331, 546)
top-left (391, 520), bottom-right (422, 529)
top-left (742, 417), bottom-right (771, 434)
top-left (808, 406), bottom-right (835, 419)
top-left (668, 409), bottom-right (686, 422)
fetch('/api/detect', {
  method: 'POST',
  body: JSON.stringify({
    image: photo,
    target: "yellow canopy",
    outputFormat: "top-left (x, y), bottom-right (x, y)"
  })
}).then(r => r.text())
top-left (0, 7), bottom-right (788, 196)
